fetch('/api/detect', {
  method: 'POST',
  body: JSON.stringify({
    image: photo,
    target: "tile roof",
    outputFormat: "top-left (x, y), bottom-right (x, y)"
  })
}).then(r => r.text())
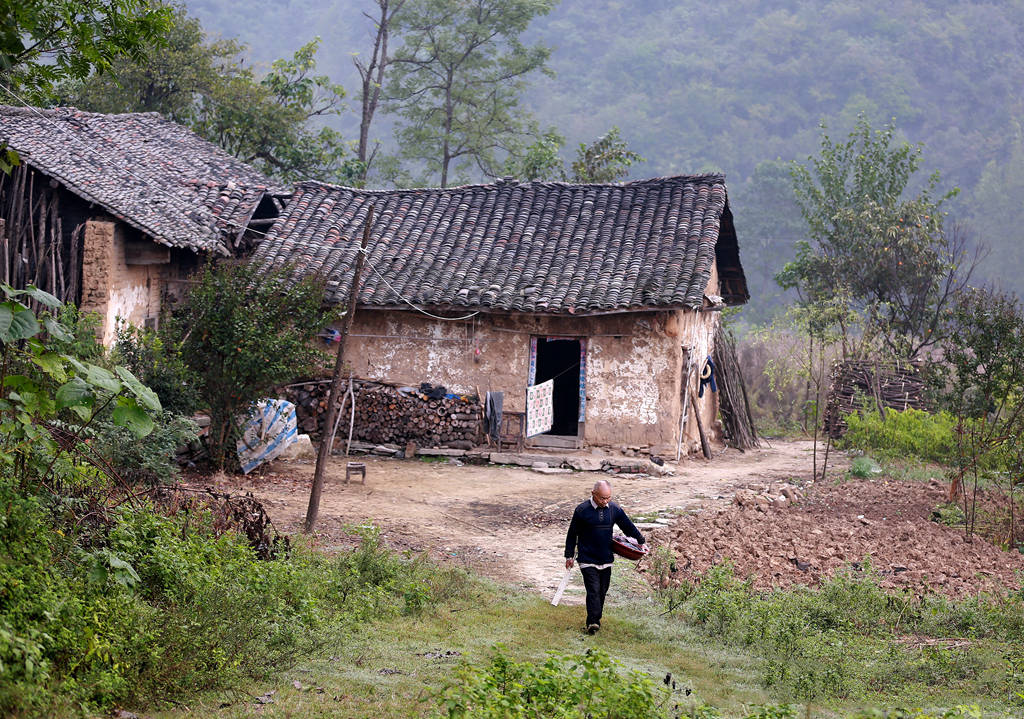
top-left (251, 175), bottom-right (748, 314)
top-left (0, 105), bottom-right (281, 253)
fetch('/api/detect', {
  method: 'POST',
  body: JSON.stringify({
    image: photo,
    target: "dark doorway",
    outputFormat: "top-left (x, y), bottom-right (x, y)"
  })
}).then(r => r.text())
top-left (534, 337), bottom-right (582, 436)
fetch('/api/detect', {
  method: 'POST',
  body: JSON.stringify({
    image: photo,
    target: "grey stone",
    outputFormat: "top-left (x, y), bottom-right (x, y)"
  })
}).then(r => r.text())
top-left (567, 456), bottom-right (604, 472)
top-left (418, 448), bottom-right (468, 457)
top-left (279, 434), bottom-right (315, 460)
top-left (489, 452), bottom-right (565, 467)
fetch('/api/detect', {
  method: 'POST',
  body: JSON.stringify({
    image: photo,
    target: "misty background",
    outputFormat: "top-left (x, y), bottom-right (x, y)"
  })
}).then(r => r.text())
top-left (183, 0), bottom-right (1024, 317)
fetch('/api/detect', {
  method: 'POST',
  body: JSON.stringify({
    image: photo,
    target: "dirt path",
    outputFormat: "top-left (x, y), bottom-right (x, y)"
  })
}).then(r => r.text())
top-left (207, 440), bottom-right (825, 601)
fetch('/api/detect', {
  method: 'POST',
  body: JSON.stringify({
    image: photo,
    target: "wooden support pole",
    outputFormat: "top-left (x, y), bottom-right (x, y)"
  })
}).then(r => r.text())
top-left (675, 355), bottom-right (694, 461)
top-left (304, 205), bottom-right (374, 533)
top-left (689, 385), bottom-right (712, 459)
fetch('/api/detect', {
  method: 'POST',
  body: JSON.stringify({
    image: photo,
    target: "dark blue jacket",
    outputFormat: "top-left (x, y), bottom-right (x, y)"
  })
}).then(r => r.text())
top-left (564, 500), bottom-right (645, 565)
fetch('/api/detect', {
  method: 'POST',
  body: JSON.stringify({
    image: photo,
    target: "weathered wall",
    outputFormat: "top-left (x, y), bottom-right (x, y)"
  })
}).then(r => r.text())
top-left (334, 308), bottom-right (710, 453)
top-left (327, 254), bottom-right (730, 455)
top-left (79, 220), bottom-right (167, 344)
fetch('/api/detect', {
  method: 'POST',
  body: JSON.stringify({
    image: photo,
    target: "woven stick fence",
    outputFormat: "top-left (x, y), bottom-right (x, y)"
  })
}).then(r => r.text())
top-left (0, 164), bottom-right (83, 305)
top-left (824, 358), bottom-right (929, 438)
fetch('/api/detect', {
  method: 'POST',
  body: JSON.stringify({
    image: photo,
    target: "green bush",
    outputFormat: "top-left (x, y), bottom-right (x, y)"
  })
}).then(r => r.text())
top-left (432, 647), bottom-right (675, 719)
top-left (113, 322), bottom-right (200, 416)
top-left (43, 304), bottom-right (105, 362)
top-left (0, 486), bottom-right (448, 716)
top-left (839, 409), bottom-right (956, 465)
top-left (166, 260), bottom-right (337, 469)
top-left (87, 410), bottom-right (198, 484)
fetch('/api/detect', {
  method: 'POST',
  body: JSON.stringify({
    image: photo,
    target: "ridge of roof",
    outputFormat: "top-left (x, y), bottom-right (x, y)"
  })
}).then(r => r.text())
top-left (293, 172), bottom-right (728, 195)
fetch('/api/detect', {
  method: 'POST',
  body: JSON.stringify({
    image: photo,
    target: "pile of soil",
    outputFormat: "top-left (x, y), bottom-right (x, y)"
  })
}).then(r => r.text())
top-left (656, 477), bottom-right (1024, 598)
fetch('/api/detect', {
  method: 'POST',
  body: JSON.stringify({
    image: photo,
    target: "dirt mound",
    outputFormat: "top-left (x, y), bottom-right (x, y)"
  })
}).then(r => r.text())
top-left (656, 477), bottom-right (1024, 598)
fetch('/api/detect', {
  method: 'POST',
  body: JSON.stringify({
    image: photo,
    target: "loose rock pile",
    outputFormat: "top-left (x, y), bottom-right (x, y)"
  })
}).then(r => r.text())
top-left (731, 482), bottom-right (805, 512)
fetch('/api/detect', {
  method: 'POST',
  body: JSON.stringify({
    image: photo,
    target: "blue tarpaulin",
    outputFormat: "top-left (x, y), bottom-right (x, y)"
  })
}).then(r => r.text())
top-left (236, 399), bottom-right (298, 474)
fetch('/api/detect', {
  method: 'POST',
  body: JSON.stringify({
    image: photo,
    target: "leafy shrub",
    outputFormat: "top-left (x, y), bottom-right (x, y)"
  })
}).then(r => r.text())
top-left (0, 488), bottom-right (451, 716)
top-left (166, 260), bottom-right (337, 469)
top-left (839, 408), bottom-right (956, 464)
top-left (113, 322), bottom-right (200, 416)
top-left (43, 304), bottom-right (105, 362)
top-left (87, 410), bottom-right (198, 485)
top-left (432, 647), bottom-right (675, 719)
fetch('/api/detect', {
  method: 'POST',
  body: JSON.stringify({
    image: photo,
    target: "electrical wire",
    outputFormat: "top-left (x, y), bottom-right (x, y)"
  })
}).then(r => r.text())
top-left (357, 247), bottom-right (479, 321)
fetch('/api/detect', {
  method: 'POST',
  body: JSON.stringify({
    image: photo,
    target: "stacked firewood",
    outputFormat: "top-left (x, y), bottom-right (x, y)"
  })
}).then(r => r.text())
top-left (284, 379), bottom-right (483, 448)
top-left (712, 324), bottom-right (760, 450)
top-left (286, 380), bottom-right (334, 437)
top-left (824, 359), bottom-right (929, 438)
top-left (351, 386), bottom-right (482, 447)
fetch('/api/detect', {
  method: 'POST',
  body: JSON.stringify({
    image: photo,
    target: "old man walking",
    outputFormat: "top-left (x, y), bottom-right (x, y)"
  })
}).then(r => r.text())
top-left (564, 480), bottom-right (647, 634)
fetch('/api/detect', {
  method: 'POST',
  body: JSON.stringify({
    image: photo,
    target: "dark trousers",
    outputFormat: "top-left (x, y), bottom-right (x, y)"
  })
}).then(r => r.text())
top-left (580, 566), bottom-right (612, 626)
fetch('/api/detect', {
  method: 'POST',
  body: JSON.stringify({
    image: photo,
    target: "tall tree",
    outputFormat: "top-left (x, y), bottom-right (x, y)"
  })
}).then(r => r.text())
top-left (353, 0), bottom-right (407, 182)
top-left (198, 39), bottom-right (359, 184)
top-left (778, 117), bottom-right (979, 359)
top-left (57, 5), bottom-right (242, 121)
top-left (0, 0), bottom-right (170, 101)
top-left (386, 0), bottom-right (555, 187)
top-left (62, 6), bottom-right (360, 184)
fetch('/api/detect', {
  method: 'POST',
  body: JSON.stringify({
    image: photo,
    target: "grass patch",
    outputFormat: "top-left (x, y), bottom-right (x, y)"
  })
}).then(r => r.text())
top-left (662, 562), bottom-right (1024, 714)
top-left (839, 410), bottom-right (956, 466)
top-left (138, 553), bottom-right (1024, 719)
top-left (849, 456), bottom-right (883, 479)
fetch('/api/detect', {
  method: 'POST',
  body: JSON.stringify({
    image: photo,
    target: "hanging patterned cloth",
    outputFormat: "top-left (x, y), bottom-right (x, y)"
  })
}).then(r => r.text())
top-left (526, 379), bottom-right (554, 437)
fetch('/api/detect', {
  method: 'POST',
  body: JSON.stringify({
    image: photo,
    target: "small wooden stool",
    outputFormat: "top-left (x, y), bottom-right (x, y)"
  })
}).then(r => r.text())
top-left (345, 461), bottom-right (366, 485)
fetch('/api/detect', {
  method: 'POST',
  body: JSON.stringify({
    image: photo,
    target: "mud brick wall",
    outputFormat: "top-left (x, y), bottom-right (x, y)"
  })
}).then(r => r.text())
top-left (80, 219), bottom-right (167, 344)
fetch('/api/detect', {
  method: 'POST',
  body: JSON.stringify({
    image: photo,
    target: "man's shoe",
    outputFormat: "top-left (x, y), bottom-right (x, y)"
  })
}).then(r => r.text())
top-left (586, 623), bottom-right (600, 635)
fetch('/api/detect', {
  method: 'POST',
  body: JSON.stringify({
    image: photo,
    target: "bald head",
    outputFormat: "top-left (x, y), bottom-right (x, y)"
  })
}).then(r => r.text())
top-left (591, 480), bottom-right (612, 508)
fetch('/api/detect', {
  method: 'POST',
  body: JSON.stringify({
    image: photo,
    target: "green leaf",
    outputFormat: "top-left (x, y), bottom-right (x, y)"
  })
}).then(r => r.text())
top-left (55, 377), bottom-right (94, 410)
top-left (3, 374), bottom-right (37, 392)
top-left (70, 405), bottom-right (93, 421)
top-left (85, 364), bottom-right (121, 393)
top-left (23, 285), bottom-right (61, 308)
top-left (43, 317), bottom-right (73, 342)
top-left (0, 302), bottom-right (13, 341)
top-left (88, 562), bottom-right (108, 586)
top-left (113, 399), bottom-right (154, 437)
top-left (31, 352), bottom-right (67, 382)
top-left (115, 366), bottom-right (161, 412)
top-left (4, 305), bottom-right (40, 341)
top-left (64, 356), bottom-right (88, 376)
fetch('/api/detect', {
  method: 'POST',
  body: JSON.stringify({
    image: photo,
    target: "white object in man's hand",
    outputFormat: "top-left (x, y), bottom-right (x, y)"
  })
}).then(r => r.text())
top-left (641, 543), bottom-right (650, 554)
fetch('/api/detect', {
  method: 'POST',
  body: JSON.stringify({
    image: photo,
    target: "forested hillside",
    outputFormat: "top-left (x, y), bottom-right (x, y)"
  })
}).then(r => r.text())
top-left (184, 0), bottom-right (1024, 309)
